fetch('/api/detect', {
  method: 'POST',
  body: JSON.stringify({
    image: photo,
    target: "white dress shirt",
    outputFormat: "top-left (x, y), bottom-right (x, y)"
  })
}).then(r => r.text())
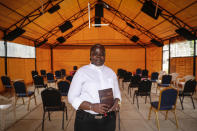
top-left (68, 63), bottom-right (121, 114)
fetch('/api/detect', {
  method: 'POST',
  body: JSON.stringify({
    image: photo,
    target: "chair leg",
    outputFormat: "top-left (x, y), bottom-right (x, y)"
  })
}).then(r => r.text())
top-left (133, 92), bottom-right (135, 104)
top-left (130, 88), bottom-right (132, 97)
top-left (136, 95), bottom-right (139, 109)
top-left (48, 111), bottom-right (51, 121)
top-left (15, 96), bottom-right (18, 106)
top-left (28, 97), bottom-right (31, 110)
top-left (173, 110), bottom-right (179, 128)
top-left (62, 110), bottom-right (64, 129)
top-left (149, 95), bottom-right (152, 103)
top-left (155, 111), bottom-right (160, 130)
top-left (22, 98), bottom-right (25, 104)
top-left (148, 106), bottom-right (152, 120)
top-left (165, 111), bottom-right (168, 120)
top-left (42, 111), bottom-right (46, 131)
top-left (34, 94), bottom-right (37, 105)
top-left (191, 96), bottom-right (195, 109)
top-left (181, 96), bottom-right (185, 110)
top-left (179, 96), bottom-right (184, 110)
top-left (66, 107), bottom-right (68, 120)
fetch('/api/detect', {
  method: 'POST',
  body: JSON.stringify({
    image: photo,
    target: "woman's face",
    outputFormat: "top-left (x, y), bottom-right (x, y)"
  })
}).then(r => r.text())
top-left (90, 47), bottom-right (105, 66)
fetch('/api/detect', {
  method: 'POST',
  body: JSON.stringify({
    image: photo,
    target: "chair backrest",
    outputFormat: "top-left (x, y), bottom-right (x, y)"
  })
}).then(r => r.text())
top-left (142, 69), bottom-right (148, 77)
top-left (130, 75), bottom-right (141, 85)
top-left (1, 76), bottom-right (11, 86)
top-left (31, 70), bottom-right (38, 78)
top-left (47, 73), bottom-right (54, 80)
top-left (184, 75), bottom-right (195, 82)
top-left (123, 72), bottom-right (132, 81)
top-left (161, 75), bottom-right (172, 84)
top-left (151, 72), bottom-right (159, 80)
top-left (13, 81), bottom-right (26, 94)
top-left (66, 76), bottom-right (73, 82)
top-left (60, 69), bottom-right (66, 77)
top-left (40, 70), bottom-right (46, 76)
top-left (183, 79), bottom-right (196, 94)
top-left (170, 73), bottom-right (179, 81)
top-left (58, 81), bottom-right (70, 94)
top-left (55, 70), bottom-right (61, 78)
top-left (33, 75), bottom-right (44, 85)
top-left (159, 87), bottom-right (178, 110)
top-left (136, 68), bottom-right (142, 75)
top-left (138, 79), bottom-right (152, 92)
top-left (41, 87), bottom-right (62, 107)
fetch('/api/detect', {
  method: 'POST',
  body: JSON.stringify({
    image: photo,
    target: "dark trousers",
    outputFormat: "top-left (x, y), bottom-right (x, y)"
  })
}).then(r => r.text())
top-left (74, 110), bottom-right (116, 131)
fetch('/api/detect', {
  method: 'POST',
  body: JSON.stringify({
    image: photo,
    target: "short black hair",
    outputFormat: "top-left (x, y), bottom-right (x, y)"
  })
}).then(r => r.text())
top-left (90, 44), bottom-right (105, 55)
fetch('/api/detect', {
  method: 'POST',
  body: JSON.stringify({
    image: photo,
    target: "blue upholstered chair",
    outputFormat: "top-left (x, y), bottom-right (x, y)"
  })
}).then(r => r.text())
top-left (13, 81), bottom-right (37, 110)
top-left (47, 73), bottom-right (57, 87)
top-left (40, 70), bottom-right (47, 78)
top-left (1, 76), bottom-right (12, 93)
top-left (157, 75), bottom-right (172, 93)
top-left (148, 87), bottom-right (178, 130)
top-left (57, 80), bottom-right (70, 97)
top-left (60, 69), bottom-right (66, 79)
top-left (55, 70), bottom-right (62, 80)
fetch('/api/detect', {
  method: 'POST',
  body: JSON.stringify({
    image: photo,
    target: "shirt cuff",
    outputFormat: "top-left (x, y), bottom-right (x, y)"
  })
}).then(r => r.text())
top-left (71, 97), bottom-right (84, 110)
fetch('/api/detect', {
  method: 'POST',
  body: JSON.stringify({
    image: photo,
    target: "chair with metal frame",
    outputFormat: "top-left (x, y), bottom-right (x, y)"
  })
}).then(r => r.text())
top-left (40, 70), bottom-right (47, 78)
top-left (148, 87), bottom-right (179, 130)
top-left (46, 73), bottom-right (57, 87)
top-left (31, 70), bottom-right (38, 78)
top-left (128, 75), bottom-right (141, 97)
top-left (60, 69), bottom-right (66, 79)
top-left (41, 87), bottom-right (68, 131)
top-left (57, 80), bottom-right (70, 97)
top-left (133, 79), bottom-right (152, 109)
top-left (150, 72), bottom-right (159, 88)
top-left (1, 76), bottom-right (13, 94)
top-left (55, 70), bottom-right (62, 80)
top-left (33, 75), bottom-right (48, 94)
top-left (13, 81), bottom-right (37, 110)
top-left (156, 75), bottom-right (172, 93)
top-left (179, 79), bottom-right (196, 110)
top-left (141, 69), bottom-right (149, 78)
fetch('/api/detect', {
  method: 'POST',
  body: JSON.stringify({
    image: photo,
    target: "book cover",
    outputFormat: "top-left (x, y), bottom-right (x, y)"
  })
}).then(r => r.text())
top-left (98, 88), bottom-right (114, 108)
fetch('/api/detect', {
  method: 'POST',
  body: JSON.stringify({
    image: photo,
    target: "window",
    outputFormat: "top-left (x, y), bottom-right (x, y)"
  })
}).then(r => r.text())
top-left (0, 41), bottom-right (35, 58)
top-left (0, 41), bottom-right (5, 56)
top-left (163, 44), bottom-right (169, 73)
top-left (170, 40), bottom-right (194, 57)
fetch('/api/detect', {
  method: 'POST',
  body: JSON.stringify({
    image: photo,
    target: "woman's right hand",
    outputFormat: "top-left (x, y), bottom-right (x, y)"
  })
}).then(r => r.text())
top-left (92, 103), bottom-right (109, 114)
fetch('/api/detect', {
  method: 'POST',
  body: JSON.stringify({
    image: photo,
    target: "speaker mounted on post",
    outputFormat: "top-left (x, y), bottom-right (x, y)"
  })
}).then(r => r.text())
top-left (59, 21), bottom-right (73, 33)
top-left (94, 17), bottom-right (101, 27)
top-left (36, 39), bottom-right (48, 47)
top-left (141, 0), bottom-right (162, 20)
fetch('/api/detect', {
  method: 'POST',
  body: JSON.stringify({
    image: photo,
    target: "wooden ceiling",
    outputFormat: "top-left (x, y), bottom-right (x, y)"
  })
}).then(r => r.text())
top-left (0, 0), bottom-right (196, 48)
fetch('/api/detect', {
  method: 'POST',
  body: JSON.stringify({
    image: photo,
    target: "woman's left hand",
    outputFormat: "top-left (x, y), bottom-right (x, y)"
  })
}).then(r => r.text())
top-left (108, 98), bottom-right (120, 112)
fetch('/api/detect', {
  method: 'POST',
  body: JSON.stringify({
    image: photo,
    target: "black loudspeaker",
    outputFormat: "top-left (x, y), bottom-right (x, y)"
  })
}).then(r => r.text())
top-left (56, 36), bottom-right (66, 43)
top-left (151, 39), bottom-right (163, 47)
top-left (141, 0), bottom-right (162, 20)
top-left (126, 22), bottom-right (135, 29)
top-left (59, 21), bottom-right (73, 33)
top-left (36, 39), bottom-right (48, 47)
top-left (48, 5), bottom-right (60, 14)
top-left (95, 17), bottom-right (101, 27)
top-left (175, 28), bottom-right (196, 40)
top-left (130, 35), bottom-right (139, 42)
top-left (4, 28), bottom-right (26, 41)
top-left (95, 3), bottom-right (103, 17)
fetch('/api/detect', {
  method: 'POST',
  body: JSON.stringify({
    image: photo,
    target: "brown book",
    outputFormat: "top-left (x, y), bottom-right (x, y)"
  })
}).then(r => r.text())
top-left (98, 88), bottom-right (114, 108)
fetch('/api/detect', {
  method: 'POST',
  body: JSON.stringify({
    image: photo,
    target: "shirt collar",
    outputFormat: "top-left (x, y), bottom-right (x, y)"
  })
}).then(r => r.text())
top-left (89, 63), bottom-right (104, 71)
